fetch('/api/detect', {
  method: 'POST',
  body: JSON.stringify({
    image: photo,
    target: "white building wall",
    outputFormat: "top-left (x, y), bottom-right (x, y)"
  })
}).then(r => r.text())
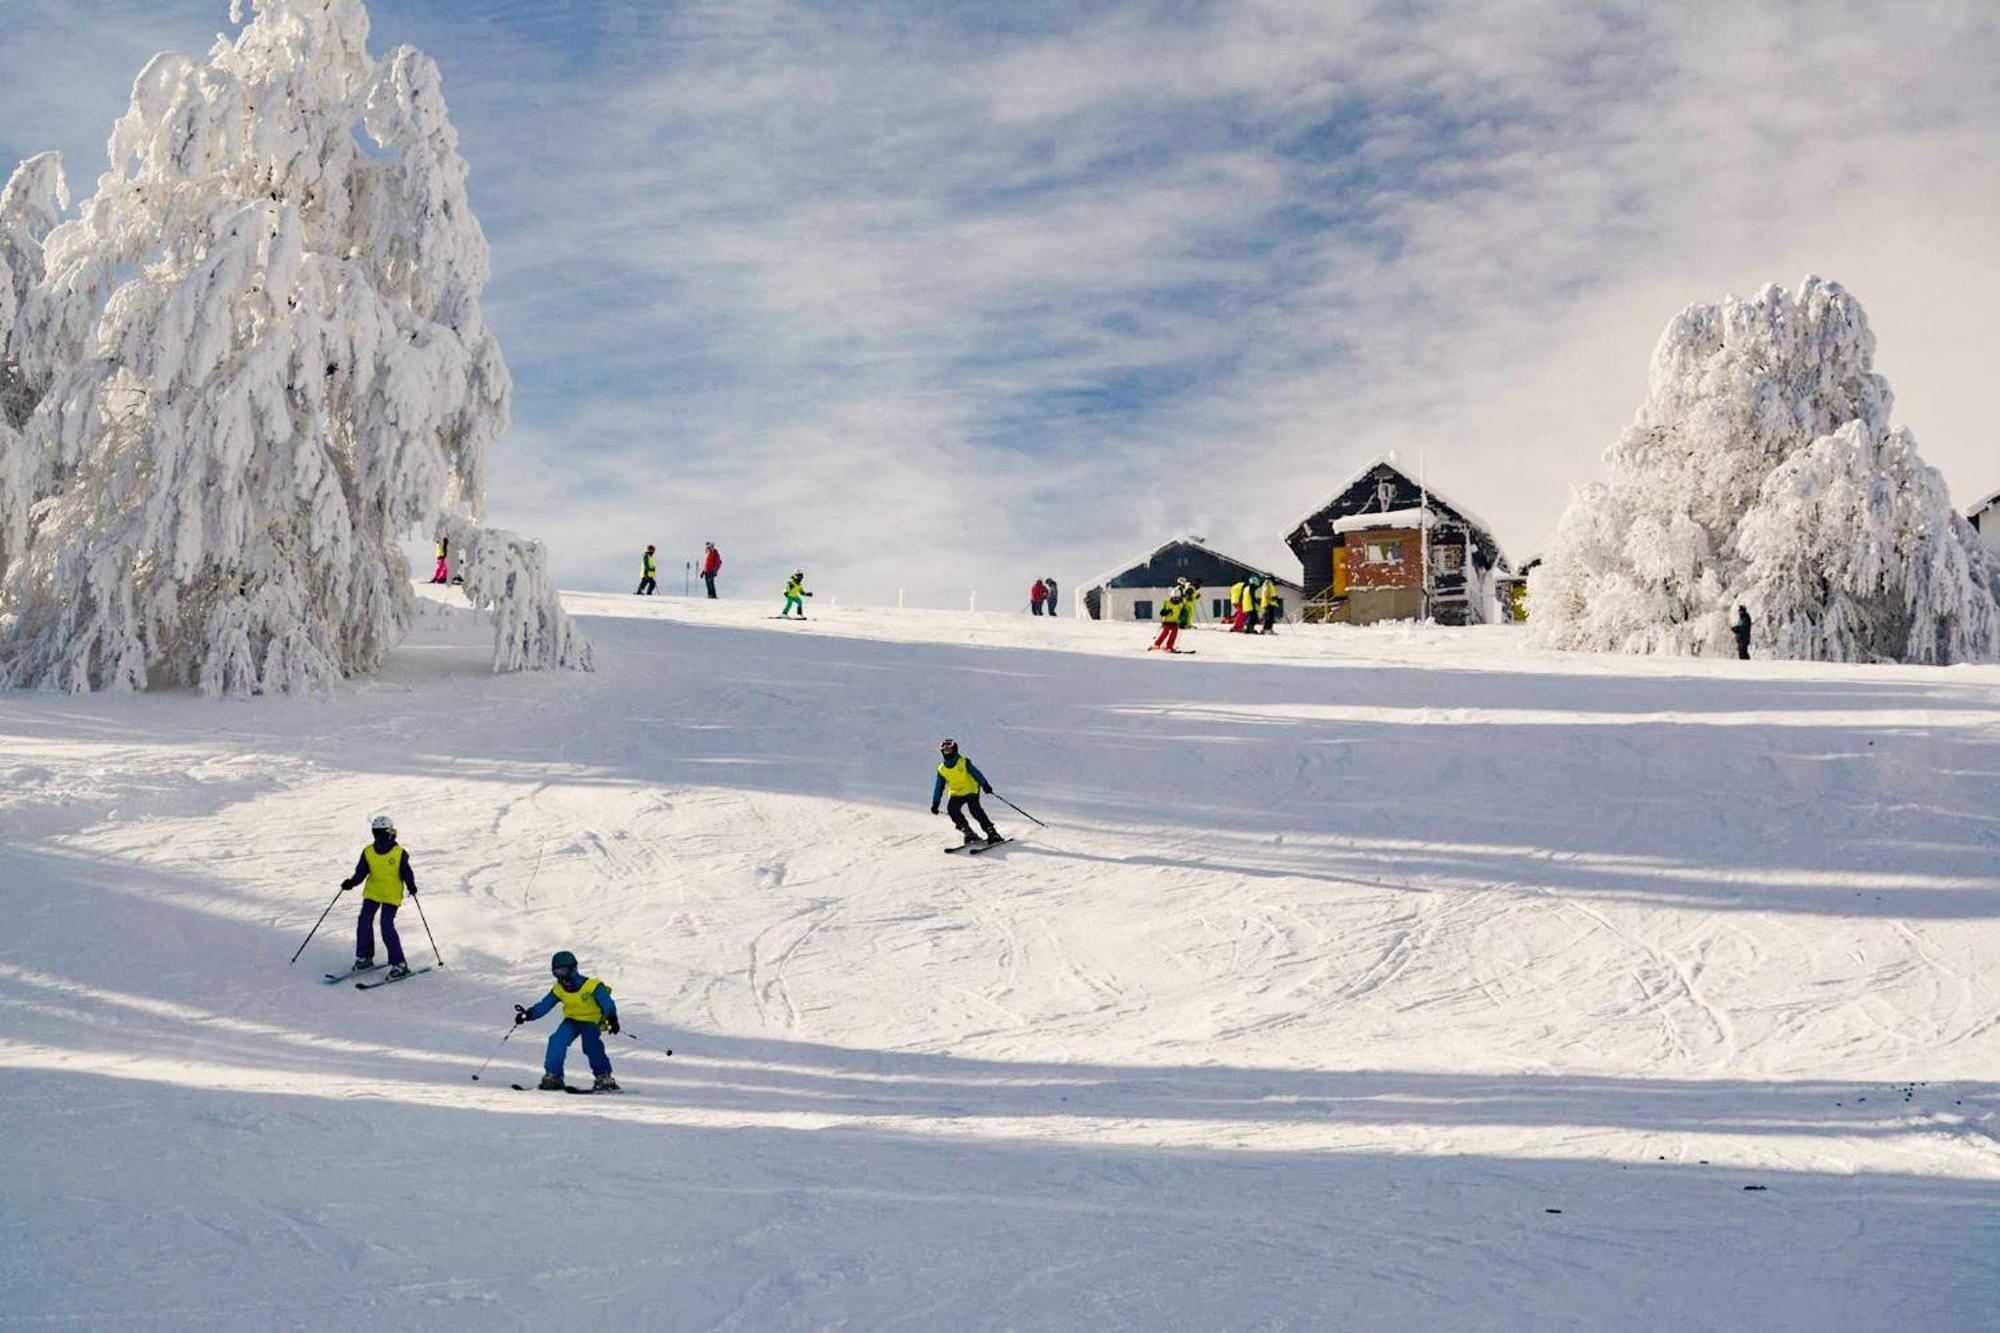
top-left (1087, 583), bottom-right (1307, 625)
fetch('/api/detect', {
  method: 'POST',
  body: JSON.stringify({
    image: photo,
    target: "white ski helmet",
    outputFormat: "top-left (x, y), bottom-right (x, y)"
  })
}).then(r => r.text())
top-left (370, 815), bottom-right (394, 834)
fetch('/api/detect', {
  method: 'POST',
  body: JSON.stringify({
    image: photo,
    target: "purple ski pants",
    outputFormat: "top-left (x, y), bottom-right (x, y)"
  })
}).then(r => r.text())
top-left (356, 899), bottom-right (405, 966)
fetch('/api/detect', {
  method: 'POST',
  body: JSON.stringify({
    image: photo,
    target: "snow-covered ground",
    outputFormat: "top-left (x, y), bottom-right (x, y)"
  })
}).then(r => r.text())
top-left (3, 591), bottom-right (1996, 1329)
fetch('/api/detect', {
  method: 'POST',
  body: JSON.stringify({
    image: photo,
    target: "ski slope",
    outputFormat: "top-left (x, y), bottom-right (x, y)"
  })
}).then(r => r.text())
top-left (2, 590), bottom-right (1997, 1329)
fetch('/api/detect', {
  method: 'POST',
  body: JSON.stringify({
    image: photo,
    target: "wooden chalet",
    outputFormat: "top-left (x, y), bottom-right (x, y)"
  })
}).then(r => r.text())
top-left (1284, 459), bottom-right (1508, 625)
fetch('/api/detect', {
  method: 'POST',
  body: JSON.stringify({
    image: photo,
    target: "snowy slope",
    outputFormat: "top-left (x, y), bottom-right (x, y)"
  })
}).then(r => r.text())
top-left (2, 591), bottom-right (1997, 1329)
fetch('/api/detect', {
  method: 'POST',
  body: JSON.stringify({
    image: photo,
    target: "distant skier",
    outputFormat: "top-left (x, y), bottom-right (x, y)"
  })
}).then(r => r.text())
top-left (637, 545), bottom-right (658, 596)
top-left (339, 815), bottom-right (417, 978)
top-left (1256, 578), bottom-right (1280, 634)
top-left (1043, 576), bottom-right (1059, 616)
top-left (781, 571), bottom-right (813, 618)
top-left (1031, 579), bottom-right (1047, 616)
top-left (1229, 578), bottom-right (1253, 632)
top-left (514, 950), bottom-right (621, 1092)
top-left (430, 536), bottom-right (450, 584)
top-left (1732, 605), bottom-right (1752, 660)
top-left (701, 542), bottom-right (722, 598)
top-left (1151, 590), bottom-right (1184, 652)
top-left (931, 738), bottom-right (1002, 846)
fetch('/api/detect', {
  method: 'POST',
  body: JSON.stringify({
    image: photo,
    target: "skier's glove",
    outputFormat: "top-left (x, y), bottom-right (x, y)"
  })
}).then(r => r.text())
top-left (980, 787), bottom-right (994, 796)
top-left (605, 1015), bottom-right (621, 1035)
top-left (513, 1006), bottom-right (530, 1026)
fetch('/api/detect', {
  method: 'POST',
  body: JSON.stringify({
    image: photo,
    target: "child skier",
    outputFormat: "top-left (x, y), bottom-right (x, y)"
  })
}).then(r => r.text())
top-left (637, 545), bottom-right (658, 596)
top-left (1151, 590), bottom-right (1184, 651)
top-left (431, 537), bottom-right (450, 584)
top-left (514, 950), bottom-right (621, 1092)
top-left (781, 571), bottom-right (812, 618)
top-left (338, 815), bottom-right (418, 978)
top-left (931, 738), bottom-right (1003, 845)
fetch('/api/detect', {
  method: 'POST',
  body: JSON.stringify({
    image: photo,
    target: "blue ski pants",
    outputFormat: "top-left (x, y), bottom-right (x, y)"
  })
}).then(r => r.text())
top-left (545, 1019), bottom-right (612, 1077)
top-left (781, 595), bottom-right (803, 616)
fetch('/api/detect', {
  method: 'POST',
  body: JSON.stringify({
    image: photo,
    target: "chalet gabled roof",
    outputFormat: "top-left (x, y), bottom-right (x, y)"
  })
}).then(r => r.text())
top-left (1286, 458), bottom-right (1506, 569)
top-left (1084, 537), bottom-right (1303, 594)
top-left (1970, 487), bottom-right (2000, 517)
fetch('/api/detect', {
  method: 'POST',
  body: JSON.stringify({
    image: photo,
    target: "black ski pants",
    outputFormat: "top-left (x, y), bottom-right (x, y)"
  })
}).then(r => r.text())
top-left (947, 793), bottom-right (998, 837)
top-left (703, 573), bottom-right (717, 598)
top-left (637, 577), bottom-right (657, 596)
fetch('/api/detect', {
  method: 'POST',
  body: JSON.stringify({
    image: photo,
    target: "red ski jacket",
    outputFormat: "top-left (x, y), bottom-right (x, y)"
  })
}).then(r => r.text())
top-left (702, 548), bottom-right (722, 575)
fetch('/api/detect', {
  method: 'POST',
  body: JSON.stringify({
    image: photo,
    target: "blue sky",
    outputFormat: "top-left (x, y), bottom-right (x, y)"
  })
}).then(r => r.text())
top-left (3, 0), bottom-right (1996, 605)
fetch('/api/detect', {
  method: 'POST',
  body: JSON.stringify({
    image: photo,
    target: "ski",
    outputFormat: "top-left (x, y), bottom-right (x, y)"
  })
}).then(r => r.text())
top-left (355, 966), bottom-right (432, 990)
top-left (509, 1082), bottom-right (623, 1095)
top-left (946, 838), bottom-right (1011, 855)
top-left (325, 963), bottom-right (383, 984)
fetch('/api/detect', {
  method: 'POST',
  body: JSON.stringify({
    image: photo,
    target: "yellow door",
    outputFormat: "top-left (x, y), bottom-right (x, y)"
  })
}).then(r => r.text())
top-left (1332, 546), bottom-right (1348, 597)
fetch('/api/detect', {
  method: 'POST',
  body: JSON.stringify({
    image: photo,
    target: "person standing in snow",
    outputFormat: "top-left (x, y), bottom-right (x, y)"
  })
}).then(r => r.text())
top-left (781, 571), bottom-right (812, 618)
top-left (1151, 591), bottom-right (1185, 652)
top-left (1044, 576), bottom-right (1059, 616)
top-left (514, 951), bottom-right (621, 1092)
top-left (701, 542), bottom-right (722, 598)
top-left (1732, 605), bottom-right (1753, 660)
top-left (339, 815), bottom-right (418, 978)
top-left (637, 545), bottom-right (658, 596)
top-left (431, 537), bottom-right (450, 585)
top-left (1228, 578), bottom-right (1251, 632)
top-left (1256, 577), bottom-right (1280, 634)
top-left (1030, 579), bottom-right (1047, 616)
top-left (931, 738), bottom-right (1003, 846)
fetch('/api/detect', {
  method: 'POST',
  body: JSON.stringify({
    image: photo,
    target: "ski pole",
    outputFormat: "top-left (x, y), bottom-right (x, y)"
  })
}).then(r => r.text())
top-left (992, 793), bottom-right (1048, 828)
top-left (288, 886), bottom-right (346, 965)
top-left (618, 1029), bottom-right (674, 1058)
top-left (409, 890), bottom-right (445, 967)
top-left (471, 1020), bottom-right (520, 1082)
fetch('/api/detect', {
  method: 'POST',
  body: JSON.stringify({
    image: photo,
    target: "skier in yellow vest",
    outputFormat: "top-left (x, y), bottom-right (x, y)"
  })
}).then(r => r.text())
top-left (931, 738), bottom-right (1002, 846)
top-left (1256, 577), bottom-right (1280, 634)
top-left (514, 950), bottom-right (622, 1092)
top-left (338, 815), bottom-right (418, 978)
top-left (637, 545), bottom-right (659, 596)
top-left (780, 571), bottom-right (812, 618)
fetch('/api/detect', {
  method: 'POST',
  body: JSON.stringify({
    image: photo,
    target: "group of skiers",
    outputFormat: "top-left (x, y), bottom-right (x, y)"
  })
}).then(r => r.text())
top-left (1029, 577), bottom-right (1061, 615)
top-left (1149, 573), bottom-right (1282, 651)
top-left (325, 733), bottom-right (1016, 1089)
top-left (636, 542), bottom-right (724, 598)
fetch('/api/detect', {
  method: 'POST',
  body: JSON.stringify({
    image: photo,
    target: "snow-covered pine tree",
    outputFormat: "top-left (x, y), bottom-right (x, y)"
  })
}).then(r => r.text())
top-left (0, 0), bottom-right (589, 695)
top-left (1530, 277), bottom-right (1998, 663)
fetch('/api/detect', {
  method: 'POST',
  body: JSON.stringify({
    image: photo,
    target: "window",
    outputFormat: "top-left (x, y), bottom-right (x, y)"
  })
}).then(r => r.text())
top-left (1365, 540), bottom-right (1404, 565)
top-left (1134, 600), bottom-right (1154, 621)
top-left (1212, 598), bottom-right (1228, 618)
top-left (1434, 544), bottom-right (1464, 573)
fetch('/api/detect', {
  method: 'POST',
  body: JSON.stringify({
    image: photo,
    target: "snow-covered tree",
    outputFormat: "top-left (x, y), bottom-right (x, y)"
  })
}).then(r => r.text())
top-left (1531, 277), bottom-right (1998, 663)
top-left (0, 0), bottom-right (589, 695)
top-left (1737, 421), bottom-right (1998, 664)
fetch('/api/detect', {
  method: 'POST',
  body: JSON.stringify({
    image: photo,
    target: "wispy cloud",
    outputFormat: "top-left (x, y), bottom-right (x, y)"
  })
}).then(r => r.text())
top-left (4, 1), bottom-right (1996, 604)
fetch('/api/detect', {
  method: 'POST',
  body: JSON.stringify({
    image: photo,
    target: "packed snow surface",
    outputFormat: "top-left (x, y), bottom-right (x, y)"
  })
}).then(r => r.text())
top-left (3, 591), bottom-right (1997, 1329)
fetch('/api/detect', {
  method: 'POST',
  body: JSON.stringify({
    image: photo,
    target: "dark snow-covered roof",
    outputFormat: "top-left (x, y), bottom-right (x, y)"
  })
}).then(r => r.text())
top-left (1286, 458), bottom-right (1506, 570)
top-left (1085, 537), bottom-right (1302, 594)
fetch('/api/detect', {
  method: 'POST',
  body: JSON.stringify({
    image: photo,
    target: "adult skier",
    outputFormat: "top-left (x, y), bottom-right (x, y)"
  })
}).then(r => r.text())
top-left (1044, 576), bottom-right (1059, 616)
top-left (1256, 577), bottom-right (1280, 634)
top-left (1732, 605), bottom-right (1753, 660)
top-left (931, 738), bottom-right (1003, 846)
top-left (514, 951), bottom-right (621, 1092)
top-left (1228, 578), bottom-right (1250, 632)
top-left (1151, 590), bottom-right (1185, 652)
top-left (1031, 579), bottom-right (1047, 616)
top-left (700, 542), bottom-right (722, 598)
top-left (339, 815), bottom-right (418, 978)
top-left (431, 536), bottom-right (450, 584)
top-left (637, 545), bottom-right (658, 596)
top-left (781, 571), bottom-right (812, 618)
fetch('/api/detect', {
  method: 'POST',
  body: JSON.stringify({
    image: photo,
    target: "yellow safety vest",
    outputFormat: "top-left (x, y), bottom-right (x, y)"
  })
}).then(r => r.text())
top-left (435, 541), bottom-right (447, 559)
top-left (1230, 582), bottom-right (1247, 611)
top-left (937, 755), bottom-right (981, 796)
top-left (362, 844), bottom-right (405, 906)
top-left (1160, 598), bottom-right (1180, 623)
top-left (786, 578), bottom-right (806, 598)
top-left (549, 976), bottom-right (605, 1025)
top-left (1257, 582), bottom-right (1276, 611)
top-left (642, 553), bottom-right (657, 577)
top-left (1180, 596), bottom-right (1198, 627)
